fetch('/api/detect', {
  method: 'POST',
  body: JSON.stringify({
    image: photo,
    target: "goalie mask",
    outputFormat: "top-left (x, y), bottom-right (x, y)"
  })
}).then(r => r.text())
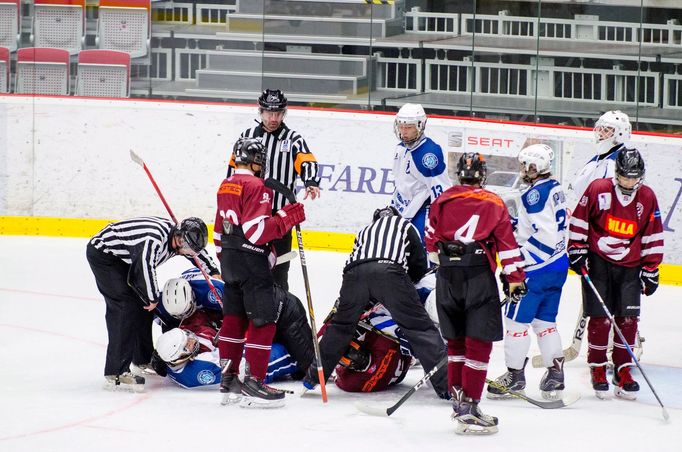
top-left (456, 152), bottom-right (487, 186)
top-left (394, 103), bottom-right (427, 148)
top-left (162, 278), bottom-right (196, 320)
top-left (176, 217), bottom-right (208, 254)
top-left (339, 339), bottom-right (371, 372)
top-left (594, 110), bottom-right (631, 154)
top-left (373, 205), bottom-right (400, 222)
top-left (156, 328), bottom-right (200, 366)
top-left (518, 144), bottom-right (554, 184)
top-left (614, 147), bottom-right (645, 196)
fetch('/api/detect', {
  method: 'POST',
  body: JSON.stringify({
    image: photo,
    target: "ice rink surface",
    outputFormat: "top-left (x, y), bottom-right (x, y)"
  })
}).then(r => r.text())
top-left (1, 236), bottom-right (681, 452)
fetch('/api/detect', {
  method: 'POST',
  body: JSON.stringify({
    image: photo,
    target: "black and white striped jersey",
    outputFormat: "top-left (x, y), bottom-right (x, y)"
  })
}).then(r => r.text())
top-left (89, 216), bottom-right (219, 304)
top-left (345, 215), bottom-right (428, 283)
top-left (228, 122), bottom-right (320, 211)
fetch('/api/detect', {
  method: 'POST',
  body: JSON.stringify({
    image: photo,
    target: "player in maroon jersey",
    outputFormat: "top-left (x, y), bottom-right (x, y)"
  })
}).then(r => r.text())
top-left (426, 152), bottom-right (526, 435)
top-left (213, 138), bottom-right (306, 408)
top-left (567, 147), bottom-right (663, 400)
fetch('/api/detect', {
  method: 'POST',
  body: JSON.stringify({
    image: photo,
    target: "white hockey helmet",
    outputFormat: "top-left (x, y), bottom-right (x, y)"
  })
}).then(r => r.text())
top-left (394, 103), bottom-right (427, 147)
top-left (161, 278), bottom-right (196, 320)
top-left (156, 328), bottom-right (200, 366)
top-left (594, 110), bottom-right (631, 148)
top-left (518, 144), bottom-right (554, 183)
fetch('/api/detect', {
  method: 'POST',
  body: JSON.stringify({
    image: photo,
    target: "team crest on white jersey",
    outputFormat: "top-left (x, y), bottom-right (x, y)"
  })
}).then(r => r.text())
top-left (421, 153), bottom-right (439, 170)
top-left (279, 139), bottom-right (290, 153)
top-left (527, 189), bottom-right (541, 205)
top-left (636, 202), bottom-right (644, 219)
top-left (598, 193), bottom-right (612, 210)
top-left (197, 369), bottom-right (216, 385)
top-left (260, 192), bottom-right (271, 204)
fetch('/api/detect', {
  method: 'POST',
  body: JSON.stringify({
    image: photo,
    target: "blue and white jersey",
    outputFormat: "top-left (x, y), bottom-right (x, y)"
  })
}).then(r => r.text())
top-left (391, 137), bottom-right (451, 222)
top-left (180, 268), bottom-right (223, 312)
top-left (568, 144), bottom-right (623, 204)
top-left (516, 178), bottom-right (569, 273)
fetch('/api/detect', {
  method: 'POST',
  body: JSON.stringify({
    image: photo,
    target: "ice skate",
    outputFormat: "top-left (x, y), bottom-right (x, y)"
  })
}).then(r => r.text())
top-left (613, 365), bottom-right (639, 401)
top-left (487, 358), bottom-right (527, 400)
top-left (130, 362), bottom-right (157, 377)
top-left (239, 375), bottom-right (286, 408)
top-left (219, 360), bottom-right (243, 406)
top-left (103, 372), bottom-right (145, 393)
top-left (590, 365), bottom-right (609, 400)
top-left (539, 357), bottom-right (565, 400)
top-left (452, 387), bottom-right (498, 435)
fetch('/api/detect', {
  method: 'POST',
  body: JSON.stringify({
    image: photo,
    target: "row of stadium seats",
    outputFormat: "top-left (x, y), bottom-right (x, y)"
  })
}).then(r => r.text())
top-left (0, 46), bottom-right (130, 97)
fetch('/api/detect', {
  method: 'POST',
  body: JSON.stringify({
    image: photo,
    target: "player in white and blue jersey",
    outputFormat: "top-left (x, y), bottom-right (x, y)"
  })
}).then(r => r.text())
top-left (487, 144), bottom-right (570, 401)
top-left (391, 103), bottom-right (451, 240)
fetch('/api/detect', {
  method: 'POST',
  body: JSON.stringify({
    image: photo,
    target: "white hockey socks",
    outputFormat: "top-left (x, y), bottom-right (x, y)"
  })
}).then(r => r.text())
top-left (532, 319), bottom-right (563, 368)
top-left (504, 319), bottom-right (531, 370)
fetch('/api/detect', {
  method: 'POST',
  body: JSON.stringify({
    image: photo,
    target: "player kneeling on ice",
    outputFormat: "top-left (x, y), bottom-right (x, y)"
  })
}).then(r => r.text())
top-left (568, 148), bottom-right (663, 400)
top-left (213, 138), bottom-right (306, 408)
top-left (487, 144), bottom-right (570, 401)
top-left (426, 152), bottom-right (527, 435)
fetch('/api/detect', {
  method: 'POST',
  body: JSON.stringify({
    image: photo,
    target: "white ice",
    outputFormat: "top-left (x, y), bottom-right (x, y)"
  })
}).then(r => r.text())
top-left (1, 236), bottom-right (681, 452)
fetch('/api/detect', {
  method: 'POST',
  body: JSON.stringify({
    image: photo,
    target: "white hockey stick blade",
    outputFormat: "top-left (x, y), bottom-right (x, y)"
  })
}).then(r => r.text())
top-left (129, 150), bottom-right (144, 166)
top-left (354, 401), bottom-right (390, 417)
top-left (531, 344), bottom-right (581, 369)
top-left (275, 250), bottom-right (298, 266)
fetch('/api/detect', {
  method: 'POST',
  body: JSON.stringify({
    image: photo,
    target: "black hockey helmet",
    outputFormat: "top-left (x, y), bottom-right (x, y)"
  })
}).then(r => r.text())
top-left (178, 217), bottom-right (208, 253)
top-left (258, 89), bottom-right (287, 112)
top-left (615, 147), bottom-right (645, 179)
top-left (233, 138), bottom-right (267, 167)
top-left (373, 205), bottom-right (400, 222)
top-left (339, 339), bottom-right (371, 372)
top-left (456, 152), bottom-right (487, 186)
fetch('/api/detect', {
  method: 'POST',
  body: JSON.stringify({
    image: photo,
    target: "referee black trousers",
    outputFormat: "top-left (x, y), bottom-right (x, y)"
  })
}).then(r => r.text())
top-left (86, 244), bottom-right (154, 376)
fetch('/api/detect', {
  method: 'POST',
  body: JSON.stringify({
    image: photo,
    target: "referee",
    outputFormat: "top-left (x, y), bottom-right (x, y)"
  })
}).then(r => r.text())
top-left (86, 216), bottom-right (220, 392)
top-left (303, 206), bottom-right (449, 399)
top-left (228, 89), bottom-right (321, 290)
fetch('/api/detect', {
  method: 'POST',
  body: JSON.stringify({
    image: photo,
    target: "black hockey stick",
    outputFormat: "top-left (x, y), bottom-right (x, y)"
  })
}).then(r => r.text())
top-left (355, 356), bottom-right (448, 417)
top-left (264, 178), bottom-right (328, 403)
top-left (485, 378), bottom-right (580, 409)
top-left (581, 268), bottom-right (669, 422)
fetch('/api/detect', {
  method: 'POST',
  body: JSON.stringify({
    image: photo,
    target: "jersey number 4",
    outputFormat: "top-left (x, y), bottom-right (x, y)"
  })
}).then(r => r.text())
top-left (454, 215), bottom-right (480, 243)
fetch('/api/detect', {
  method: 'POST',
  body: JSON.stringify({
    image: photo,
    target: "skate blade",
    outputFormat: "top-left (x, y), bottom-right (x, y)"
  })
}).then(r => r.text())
top-left (455, 423), bottom-right (498, 436)
top-left (486, 389), bottom-right (525, 400)
top-left (239, 396), bottom-right (285, 409)
top-left (614, 387), bottom-right (637, 401)
top-left (541, 389), bottom-right (564, 401)
top-left (220, 393), bottom-right (242, 406)
top-left (103, 382), bottom-right (144, 394)
top-left (594, 389), bottom-right (610, 400)
top-left (130, 364), bottom-right (157, 377)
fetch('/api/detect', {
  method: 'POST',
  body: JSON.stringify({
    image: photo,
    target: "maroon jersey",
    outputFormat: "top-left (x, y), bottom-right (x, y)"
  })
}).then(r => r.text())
top-left (426, 184), bottom-right (525, 283)
top-left (213, 170), bottom-right (288, 256)
top-left (334, 330), bottom-right (411, 393)
top-left (568, 179), bottom-right (664, 268)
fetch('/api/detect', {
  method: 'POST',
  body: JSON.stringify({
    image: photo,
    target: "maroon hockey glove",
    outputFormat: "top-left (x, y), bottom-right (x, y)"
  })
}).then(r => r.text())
top-left (568, 244), bottom-right (589, 274)
top-left (276, 202), bottom-right (306, 231)
top-left (640, 266), bottom-right (659, 296)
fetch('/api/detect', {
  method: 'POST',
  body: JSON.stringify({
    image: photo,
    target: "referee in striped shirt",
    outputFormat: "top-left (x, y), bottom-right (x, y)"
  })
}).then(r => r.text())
top-left (86, 216), bottom-right (219, 391)
top-left (228, 89), bottom-right (321, 291)
top-left (303, 206), bottom-right (449, 399)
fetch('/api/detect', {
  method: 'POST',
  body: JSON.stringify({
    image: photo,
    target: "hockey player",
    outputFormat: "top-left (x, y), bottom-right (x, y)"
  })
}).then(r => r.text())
top-left (487, 144), bottom-right (569, 401)
top-left (302, 206), bottom-right (449, 399)
top-left (86, 216), bottom-right (219, 392)
top-left (426, 152), bottom-right (526, 435)
top-left (229, 89), bottom-right (321, 291)
top-left (569, 110), bottom-right (631, 201)
top-left (568, 148), bottom-right (663, 400)
top-left (391, 103), bottom-right (451, 239)
top-left (214, 138), bottom-right (306, 408)
top-left (156, 271), bottom-right (222, 330)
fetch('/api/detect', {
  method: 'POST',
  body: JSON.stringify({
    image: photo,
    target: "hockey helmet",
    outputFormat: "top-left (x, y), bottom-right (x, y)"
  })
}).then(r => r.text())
top-left (614, 147), bottom-right (645, 195)
top-left (339, 339), bottom-right (371, 372)
top-left (177, 217), bottom-right (208, 253)
top-left (456, 152), bottom-right (487, 186)
top-left (373, 205), bottom-right (400, 222)
top-left (161, 278), bottom-right (196, 320)
top-left (394, 103), bottom-right (427, 147)
top-left (518, 144), bottom-right (554, 183)
top-left (233, 138), bottom-right (267, 169)
top-left (594, 110), bottom-right (631, 149)
top-left (156, 328), bottom-right (200, 366)
top-left (258, 89), bottom-right (288, 112)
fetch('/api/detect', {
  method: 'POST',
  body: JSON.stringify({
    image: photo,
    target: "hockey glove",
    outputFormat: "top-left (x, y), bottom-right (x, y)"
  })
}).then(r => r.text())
top-left (508, 281), bottom-right (528, 304)
top-left (640, 266), bottom-right (659, 296)
top-left (150, 351), bottom-right (168, 377)
top-left (499, 273), bottom-right (510, 297)
top-left (568, 244), bottom-right (589, 274)
top-left (276, 202), bottom-right (306, 232)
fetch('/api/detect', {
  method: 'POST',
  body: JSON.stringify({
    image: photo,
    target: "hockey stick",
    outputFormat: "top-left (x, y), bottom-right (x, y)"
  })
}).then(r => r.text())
top-left (580, 268), bottom-right (669, 422)
top-left (355, 356), bottom-right (448, 417)
top-left (264, 178), bottom-right (328, 403)
top-left (485, 378), bottom-right (580, 409)
top-left (532, 309), bottom-right (586, 368)
top-left (130, 150), bottom-right (223, 307)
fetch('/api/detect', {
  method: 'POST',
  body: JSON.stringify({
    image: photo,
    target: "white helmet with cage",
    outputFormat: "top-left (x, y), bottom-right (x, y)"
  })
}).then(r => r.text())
top-left (594, 110), bottom-right (631, 153)
top-left (161, 278), bottom-right (196, 320)
top-left (156, 328), bottom-right (200, 366)
top-left (518, 144), bottom-right (554, 183)
top-left (394, 103), bottom-right (427, 147)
